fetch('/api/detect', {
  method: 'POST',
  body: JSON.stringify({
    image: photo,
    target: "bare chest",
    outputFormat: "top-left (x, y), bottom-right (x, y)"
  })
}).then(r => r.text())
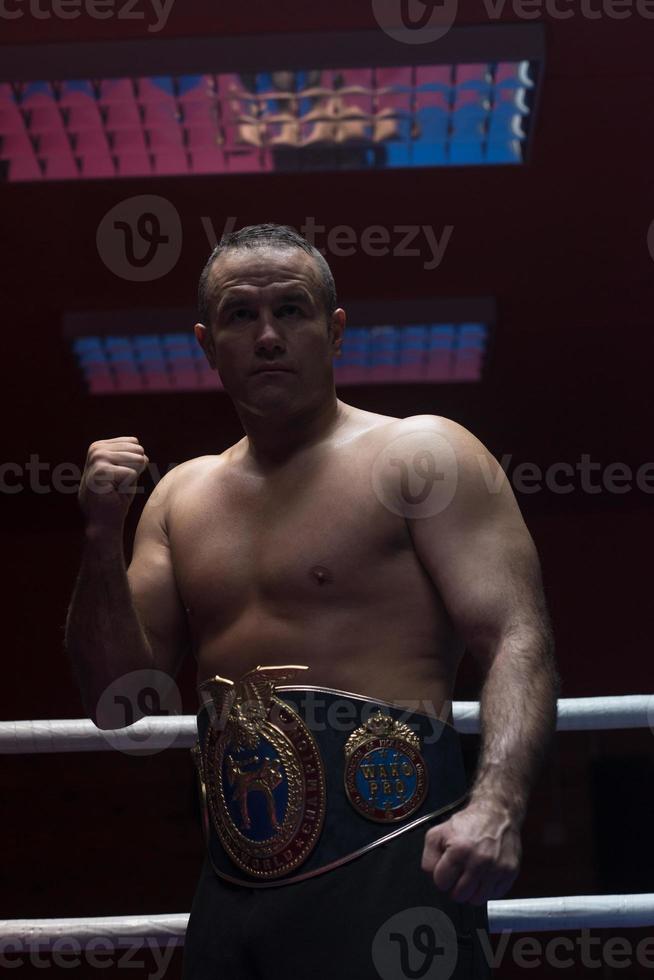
top-left (168, 449), bottom-right (411, 630)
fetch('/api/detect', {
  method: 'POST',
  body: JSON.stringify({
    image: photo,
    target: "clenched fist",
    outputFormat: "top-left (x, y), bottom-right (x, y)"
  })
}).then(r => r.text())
top-left (421, 799), bottom-right (521, 905)
top-left (79, 436), bottom-right (149, 532)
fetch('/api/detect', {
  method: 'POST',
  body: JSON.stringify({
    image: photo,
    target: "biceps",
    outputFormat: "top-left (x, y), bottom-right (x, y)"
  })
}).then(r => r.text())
top-left (127, 545), bottom-right (189, 677)
top-left (412, 517), bottom-right (547, 657)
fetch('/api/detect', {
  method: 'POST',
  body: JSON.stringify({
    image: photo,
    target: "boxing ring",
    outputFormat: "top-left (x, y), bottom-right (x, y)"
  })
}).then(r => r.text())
top-left (2, 695), bottom-right (653, 950)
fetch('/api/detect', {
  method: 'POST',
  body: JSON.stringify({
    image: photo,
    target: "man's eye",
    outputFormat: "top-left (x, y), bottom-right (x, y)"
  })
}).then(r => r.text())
top-left (277, 305), bottom-right (302, 317)
top-left (229, 309), bottom-right (253, 322)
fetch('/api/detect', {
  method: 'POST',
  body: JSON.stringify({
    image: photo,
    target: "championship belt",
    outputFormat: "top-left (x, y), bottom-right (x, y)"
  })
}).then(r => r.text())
top-left (195, 665), bottom-right (327, 881)
top-left (193, 668), bottom-right (468, 888)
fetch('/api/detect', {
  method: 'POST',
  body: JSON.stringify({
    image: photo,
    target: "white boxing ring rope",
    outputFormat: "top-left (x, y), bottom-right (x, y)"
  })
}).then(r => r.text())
top-left (1, 695), bottom-right (653, 754)
top-left (2, 896), bottom-right (654, 950)
top-left (2, 695), bottom-right (653, 945)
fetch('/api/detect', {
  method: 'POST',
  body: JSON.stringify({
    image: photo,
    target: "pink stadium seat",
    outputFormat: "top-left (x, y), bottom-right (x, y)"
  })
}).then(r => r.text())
top-left (66, 103), bottom-right (104, 132)
top-left (78, 154), bottom-right (115, 178)
top-left (142, 103), bottom-right (179, 128)
top-left (182, 101), bottom-right (217, 126)
top-left (189, 147), bottom-right (229, 173)
top-left (0, 83), bottom-right (15, 106)
top-left (223, 149), bottom-right (264, 172)
top-left (0, 103), bottom-right (25, 134)
top-left (20, 82), bottom-right (57, 107)
top-left (115, 152), bottom-right (151, 176)
top-left (37, 130), bottom-right (71, 156)
top-left (375, 67), bottom-right (413, 91)
top-left (185, 125), bottom-right (219, 149)
top-left (415, 89), bottom-right (449, 112)
top-left (111, 129), bottom-right (148, 153)
top-left (148, 127), bottom-right (184, 149)
top-left (74, 130), bottom-right (110, 155)
top-left (8, 153), bottom-right (41, 181)
top-left (376, 91), bottom-right (412, 113)
top-left (454, 64), bottom-right (489, 88)
top-left (0, 130), bottom-right (33, 157)
top-left (28, 106), bottom-right (66, 133)
top-left (137, 76), bottom-right (175, 104)
top-left (152, 149), bottom-right (189, 175)
top-left (416, 66), bottom-right (451, 90)
top-left (99, 79), bottom-right (136, 104)
top-left (104, 103), bottom-right (142, 130)
top-left (42, 153), bottom-right (78, 179)
top-left (60, 84), bottom-right (104, 132)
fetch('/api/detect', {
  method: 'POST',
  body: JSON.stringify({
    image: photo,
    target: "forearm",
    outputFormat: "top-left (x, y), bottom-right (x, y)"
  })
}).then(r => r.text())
top-left (469, 628), bottom-right (559, 825)
top-left (65, 527), bottom-right (154, 727)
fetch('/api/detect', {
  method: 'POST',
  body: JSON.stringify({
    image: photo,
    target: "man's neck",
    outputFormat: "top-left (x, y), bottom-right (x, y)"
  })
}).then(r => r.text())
top-left (239, 396), bottom-right (347, 471)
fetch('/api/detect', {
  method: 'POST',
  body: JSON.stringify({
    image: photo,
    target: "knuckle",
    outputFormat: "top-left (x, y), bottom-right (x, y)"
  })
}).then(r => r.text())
top-left (448, 841), bottom-right (471, 861)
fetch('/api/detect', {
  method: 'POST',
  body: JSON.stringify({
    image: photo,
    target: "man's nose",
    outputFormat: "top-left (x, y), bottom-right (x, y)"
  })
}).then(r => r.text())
top-left (254, 313), bottom-right (285, 352)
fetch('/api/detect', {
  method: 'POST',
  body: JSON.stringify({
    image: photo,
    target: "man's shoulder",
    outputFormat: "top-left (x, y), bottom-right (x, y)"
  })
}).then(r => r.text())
top-left (368, 414), bottom-right (499, 508)
top-left (373, 414), bottom-right (480, 453)
top-left (146, 452), bottom-right (229, 510)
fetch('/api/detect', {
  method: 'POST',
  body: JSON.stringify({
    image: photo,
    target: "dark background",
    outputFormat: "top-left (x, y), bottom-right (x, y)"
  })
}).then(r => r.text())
top-left (1, 2), bottom-right (653, 977)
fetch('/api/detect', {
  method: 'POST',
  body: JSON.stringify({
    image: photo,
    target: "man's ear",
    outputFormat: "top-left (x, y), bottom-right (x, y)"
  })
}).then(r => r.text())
top-left (194, 322), bottom-right (216, 369)
top-left (330, 308), bottom-right (346, 358)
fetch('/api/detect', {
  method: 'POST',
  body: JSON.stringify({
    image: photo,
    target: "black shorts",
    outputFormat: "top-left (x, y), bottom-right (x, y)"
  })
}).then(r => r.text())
top-left (182, 812), bottom-right (492, 980)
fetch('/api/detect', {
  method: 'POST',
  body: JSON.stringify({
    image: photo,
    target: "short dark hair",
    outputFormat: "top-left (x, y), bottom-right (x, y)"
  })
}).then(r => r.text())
top-left (197, 223), bottom-right (337, 327)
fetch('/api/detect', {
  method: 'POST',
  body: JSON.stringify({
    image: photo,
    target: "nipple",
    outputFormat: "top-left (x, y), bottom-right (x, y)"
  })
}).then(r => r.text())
top-left (309, 565), bottom-right (333, 586)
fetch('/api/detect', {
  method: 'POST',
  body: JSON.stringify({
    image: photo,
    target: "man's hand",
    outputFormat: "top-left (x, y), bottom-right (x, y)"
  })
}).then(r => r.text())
top-left (79, 436), bottom-right (149, 534)
top-left (421, 799), bottom-right (521, 905)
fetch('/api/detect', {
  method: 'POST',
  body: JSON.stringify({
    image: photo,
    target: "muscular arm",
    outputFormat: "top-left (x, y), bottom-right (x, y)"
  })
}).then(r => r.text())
top-left (66, 468), bottom-right (189, 730)
top-left (386, 416), bottom-right (559, 902)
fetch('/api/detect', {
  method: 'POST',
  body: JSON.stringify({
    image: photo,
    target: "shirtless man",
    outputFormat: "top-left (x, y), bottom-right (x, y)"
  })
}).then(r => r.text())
top-left (66, 223), bottom-right (559, 979)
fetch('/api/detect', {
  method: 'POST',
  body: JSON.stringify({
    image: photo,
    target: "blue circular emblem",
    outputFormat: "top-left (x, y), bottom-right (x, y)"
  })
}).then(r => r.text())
top-left (344, 712), bottom-right (428, 823)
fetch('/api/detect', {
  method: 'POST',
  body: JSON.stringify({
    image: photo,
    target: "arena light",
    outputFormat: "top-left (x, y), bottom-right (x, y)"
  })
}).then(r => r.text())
top-left (0, 26), bottom-right (543, 181)
top-left (64, 298), bottom-right (494, 394)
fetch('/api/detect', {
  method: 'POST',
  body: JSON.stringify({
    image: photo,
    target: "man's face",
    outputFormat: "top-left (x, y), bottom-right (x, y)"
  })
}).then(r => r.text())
top-left (194, 246), bottom-right (344, 418)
